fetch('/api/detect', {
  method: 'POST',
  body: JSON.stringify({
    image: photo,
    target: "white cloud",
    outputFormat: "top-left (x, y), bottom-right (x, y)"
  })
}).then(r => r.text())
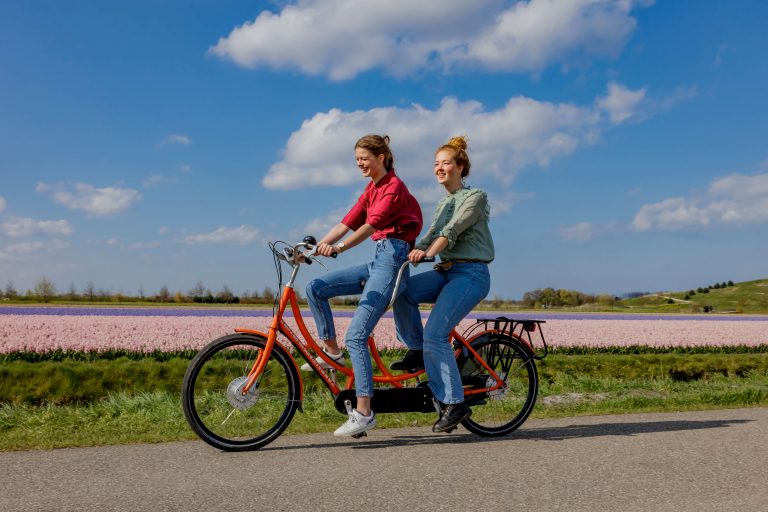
top-left (124, 241), bottom-right (161, 250)
top-left (210, 0), bottom-right (650, 80)
top-left (560, 222), bottom-right (595, 242)
top-left (632, 172), bottom-right (768, 231)
top-left (158, 226), bottom-right (169, 235)
top-left (165, 134), bottom-right (191, 145)
top-left (596, 81), bottom-right (647, 124)
top-left (0, 196), bottom-right (6, 213)
top-left (142, 174), bottom-right (178, 188)
top-left (0, 216), bottom-right (74, 237)
top-left (0, 239), bottom-right (70, 261)
top-left (263, 94), bottom-right (607, 190)
top-left (184, 225), bottom-right (261, 245)
top-left (39, 183), bottom-right (142, 216)
top-left (713, 42), bottom-right (728, 67)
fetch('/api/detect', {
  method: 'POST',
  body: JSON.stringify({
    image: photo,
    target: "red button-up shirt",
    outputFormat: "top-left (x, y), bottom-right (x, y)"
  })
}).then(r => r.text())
top-left (341, 171), bottom-right (423, 247)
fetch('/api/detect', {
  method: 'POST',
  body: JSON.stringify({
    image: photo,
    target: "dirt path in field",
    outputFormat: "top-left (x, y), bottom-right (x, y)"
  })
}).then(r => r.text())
top-left (2, 407), bottom-right (766, 512)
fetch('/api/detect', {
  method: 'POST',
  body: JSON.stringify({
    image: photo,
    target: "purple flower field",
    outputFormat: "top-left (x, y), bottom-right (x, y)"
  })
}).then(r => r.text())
top-left (2, 306), bottom-right (768, 353)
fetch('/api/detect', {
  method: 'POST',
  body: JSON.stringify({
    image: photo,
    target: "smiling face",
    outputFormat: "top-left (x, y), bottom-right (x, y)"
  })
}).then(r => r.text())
top-left (355, 147), bottom-right (387, 182)
top-left (434, 149), bottom-right (464, 192)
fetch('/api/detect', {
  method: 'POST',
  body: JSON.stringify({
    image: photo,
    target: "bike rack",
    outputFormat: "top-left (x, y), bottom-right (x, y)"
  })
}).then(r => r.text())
top-left (463, 316), bottom-right (549, 360)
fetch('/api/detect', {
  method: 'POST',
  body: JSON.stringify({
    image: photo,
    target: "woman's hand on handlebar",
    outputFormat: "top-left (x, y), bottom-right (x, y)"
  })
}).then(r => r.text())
top-left (315, 242), bottom-right (338, 257)
top-left (408, 249), bottom-right (428, 263)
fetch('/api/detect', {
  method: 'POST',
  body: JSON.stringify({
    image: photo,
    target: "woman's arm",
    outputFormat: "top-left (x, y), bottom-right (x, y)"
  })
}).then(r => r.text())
top-left (408, 236), bottom-right (448, 262)
top-left (316, 223), bottom-right (350, 256)
top-left (316, 222), bottom-right (375, 256)
top-left (438, 191), bottom-right (487, 250)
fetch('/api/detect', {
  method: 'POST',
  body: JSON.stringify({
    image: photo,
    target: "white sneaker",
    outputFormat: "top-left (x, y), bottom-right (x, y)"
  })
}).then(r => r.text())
top-left (334, 409), bottom-right (377, 437)
top-left (300, 349), bottom-right (346, 372)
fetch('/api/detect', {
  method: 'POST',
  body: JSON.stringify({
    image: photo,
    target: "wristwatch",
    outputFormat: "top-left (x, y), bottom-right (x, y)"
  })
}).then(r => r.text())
top-left (335, 241), bottom-right (346, 253)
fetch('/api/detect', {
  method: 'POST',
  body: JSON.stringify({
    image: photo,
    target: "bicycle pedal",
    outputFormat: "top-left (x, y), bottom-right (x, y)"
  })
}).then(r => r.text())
top-left (351, 431), bottom-right (368, 439)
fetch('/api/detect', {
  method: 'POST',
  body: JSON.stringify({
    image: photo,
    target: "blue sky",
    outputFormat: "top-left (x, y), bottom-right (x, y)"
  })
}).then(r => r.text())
top-left (1, 0), bottom-right (767, 300)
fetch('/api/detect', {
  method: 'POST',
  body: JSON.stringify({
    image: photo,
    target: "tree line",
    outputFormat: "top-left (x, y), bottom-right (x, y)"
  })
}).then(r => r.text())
top-left (1, 278), bottom-right (286, 305)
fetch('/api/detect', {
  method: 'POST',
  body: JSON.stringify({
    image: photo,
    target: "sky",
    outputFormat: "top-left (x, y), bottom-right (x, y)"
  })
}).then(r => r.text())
top-left (1, 0), bottom-right (767, 300)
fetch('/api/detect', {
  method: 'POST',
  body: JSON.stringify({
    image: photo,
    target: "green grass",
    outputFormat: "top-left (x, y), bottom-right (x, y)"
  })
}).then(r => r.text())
top-left (620, 278), bottom-right (768, 314)
top-left (2, 350), bottom-right (767, 451)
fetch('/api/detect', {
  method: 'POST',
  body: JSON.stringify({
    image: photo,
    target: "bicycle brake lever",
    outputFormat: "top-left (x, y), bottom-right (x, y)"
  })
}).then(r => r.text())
top-left (311, 257), bottom-right (328, 271)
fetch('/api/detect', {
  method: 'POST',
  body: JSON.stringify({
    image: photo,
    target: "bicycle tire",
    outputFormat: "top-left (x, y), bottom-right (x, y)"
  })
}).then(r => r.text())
top-left (182, 334), bottom-right (300, 451)
top-left (456, 333), bottom-right (538, 436)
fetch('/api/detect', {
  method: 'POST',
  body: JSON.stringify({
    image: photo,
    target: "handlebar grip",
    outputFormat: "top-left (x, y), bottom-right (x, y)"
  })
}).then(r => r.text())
top-left (421, 256), bottom-right (436, 262)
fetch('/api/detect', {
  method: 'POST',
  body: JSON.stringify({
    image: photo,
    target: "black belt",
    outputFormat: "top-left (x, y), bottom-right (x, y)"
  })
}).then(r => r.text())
top-left (434, 259), bottom-right (489, 271)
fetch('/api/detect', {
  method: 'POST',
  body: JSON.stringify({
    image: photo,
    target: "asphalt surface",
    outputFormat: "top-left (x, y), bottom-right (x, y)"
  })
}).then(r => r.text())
top-left (2, 407), bottom-right (766, 512)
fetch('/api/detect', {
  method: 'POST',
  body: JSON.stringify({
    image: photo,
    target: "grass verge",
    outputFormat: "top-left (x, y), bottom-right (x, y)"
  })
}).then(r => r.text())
top-left (2, 350), bottom-right (767, 451)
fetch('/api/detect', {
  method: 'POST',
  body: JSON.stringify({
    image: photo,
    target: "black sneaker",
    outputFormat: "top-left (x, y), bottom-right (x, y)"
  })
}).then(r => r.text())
top-left (432, 403), bottom-right (472, 433)
top-left (389, 350), bottom-right (424, 372)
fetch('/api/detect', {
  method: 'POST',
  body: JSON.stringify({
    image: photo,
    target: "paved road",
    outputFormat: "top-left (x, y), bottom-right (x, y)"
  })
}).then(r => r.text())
top-left (2, 407), bottom-right (766, 512)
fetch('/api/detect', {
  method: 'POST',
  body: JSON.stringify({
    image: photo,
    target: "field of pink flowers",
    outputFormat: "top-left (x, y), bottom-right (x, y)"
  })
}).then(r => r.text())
top-left (2, 313), bottom-right (768, 353)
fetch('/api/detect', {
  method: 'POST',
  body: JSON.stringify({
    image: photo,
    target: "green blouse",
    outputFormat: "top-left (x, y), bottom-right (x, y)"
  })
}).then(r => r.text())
top-left (415, 187), bottom-right (495, 262)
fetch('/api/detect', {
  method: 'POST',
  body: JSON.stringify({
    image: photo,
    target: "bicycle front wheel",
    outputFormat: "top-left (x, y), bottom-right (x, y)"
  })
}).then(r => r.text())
top-left (182, 334), bottom-right (300, 451)
top-left (456, 334), bottom-right (538, 436)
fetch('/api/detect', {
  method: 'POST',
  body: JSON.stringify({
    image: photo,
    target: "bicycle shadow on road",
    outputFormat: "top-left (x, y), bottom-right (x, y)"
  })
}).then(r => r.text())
top-left (262, 417), bottom-right (753, 452)
top-left (513, 417), bottom-right (754, 442)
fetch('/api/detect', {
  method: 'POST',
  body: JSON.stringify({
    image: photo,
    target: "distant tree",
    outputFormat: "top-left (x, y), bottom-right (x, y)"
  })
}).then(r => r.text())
top-left (190, 280), bottom-right (206, 300)
top-left (720, 282), bottom-right (727, 288)
top-left (5, 281), bottom-right (18, 299)
top-left (83, 281), bottom-right (96, 303)
top-left (157, 285), bottom-right (171, 302)
top-left (727, 280), bottom-right (734, 286)
top-left (262, 286), bottom-right (275, 303)
top-left (688, 290), bottom-right (696, 296)
top-left (138, 286), bottom-right (145, 300)
top-left (33, 277), bottom-right (57, 303)
top-left (702, 288), bottom-right (709, 294)
top-left (217, 285), bottom-right (234, 304)
top-left (713, 283), bottom-right (721, 289)
top-left (597, 294), bottom-right (615, 307)
top-left (64, 283), bottom-right (77, 301)
top-left (174, 291), bottom-right (186, 303)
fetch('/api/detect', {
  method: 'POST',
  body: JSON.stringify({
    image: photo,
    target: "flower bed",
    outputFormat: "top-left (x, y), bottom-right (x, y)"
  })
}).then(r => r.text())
top-left (2, 311), bottom-right (768, 354)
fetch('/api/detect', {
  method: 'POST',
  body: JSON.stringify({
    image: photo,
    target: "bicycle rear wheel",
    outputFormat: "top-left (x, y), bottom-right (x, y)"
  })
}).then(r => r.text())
top-left (456, 334), bottom-right (538, 436)
top-left (182, 334), bottom-right (300, 451)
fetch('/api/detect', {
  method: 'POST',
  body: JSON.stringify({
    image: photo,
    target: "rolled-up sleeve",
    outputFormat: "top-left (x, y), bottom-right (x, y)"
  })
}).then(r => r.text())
top-left (341, 195), bottom-right (367, 230)
top-left (437, 191), bottom-right (487, 250)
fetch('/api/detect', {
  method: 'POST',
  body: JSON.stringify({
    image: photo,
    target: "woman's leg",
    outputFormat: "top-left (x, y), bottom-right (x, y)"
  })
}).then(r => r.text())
top-left (392, 269), bottom-right (445, 351)
top-left (305, 263), bottom-right (369, 353)
top-left (343, 239), bottom-right (408, 409)
top-left (423, 263), bottom-right (491, 405)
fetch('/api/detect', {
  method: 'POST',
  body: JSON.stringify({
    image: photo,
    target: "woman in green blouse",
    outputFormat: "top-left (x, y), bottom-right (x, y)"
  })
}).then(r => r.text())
top-left (392, 135), bottom-right (495, 433)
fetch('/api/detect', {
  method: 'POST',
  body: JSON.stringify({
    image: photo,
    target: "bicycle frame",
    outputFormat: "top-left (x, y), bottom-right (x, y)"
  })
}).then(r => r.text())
top-left (233, 240), bottom-right (508, 402)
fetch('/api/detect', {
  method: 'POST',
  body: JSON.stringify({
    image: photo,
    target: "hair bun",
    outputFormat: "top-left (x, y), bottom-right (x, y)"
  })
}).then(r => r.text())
top-left (447, 135), bottom-right (468, 151)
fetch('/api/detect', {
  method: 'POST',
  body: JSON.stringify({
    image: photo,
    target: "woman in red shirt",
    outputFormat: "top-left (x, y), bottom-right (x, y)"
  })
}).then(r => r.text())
top-left (305, 134), bottom-right (422, 437)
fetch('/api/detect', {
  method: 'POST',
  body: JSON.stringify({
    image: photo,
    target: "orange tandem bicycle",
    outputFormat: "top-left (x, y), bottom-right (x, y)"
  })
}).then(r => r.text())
top-left (182, 237), bottom-right (548, 451)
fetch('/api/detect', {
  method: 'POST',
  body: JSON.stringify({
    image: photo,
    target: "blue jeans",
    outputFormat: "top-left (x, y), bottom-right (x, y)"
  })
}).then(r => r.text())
top-left (393, 262), bottom-right (490, 404)
top-left (306, 238), bottom-right (410, 398)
